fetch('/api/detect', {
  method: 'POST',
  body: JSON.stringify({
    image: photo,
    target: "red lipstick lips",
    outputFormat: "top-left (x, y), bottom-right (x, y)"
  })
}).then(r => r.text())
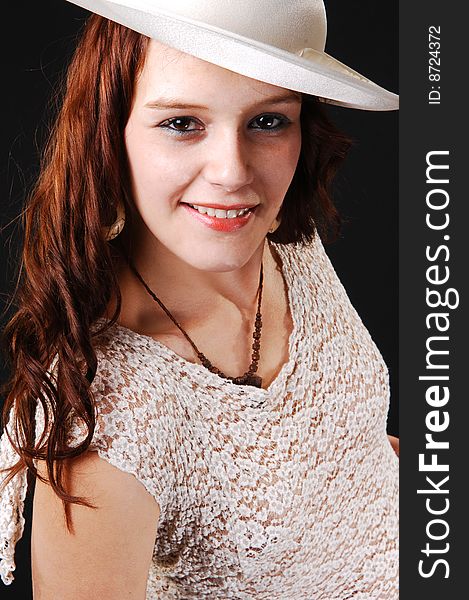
top-left (181, 202), bottom-right (257, 232)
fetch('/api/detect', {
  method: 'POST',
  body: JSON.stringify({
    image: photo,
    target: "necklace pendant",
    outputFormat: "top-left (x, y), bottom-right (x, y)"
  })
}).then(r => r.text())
top-left (231, 373), bottom-right (263, 388)
top-left (243, 374), bottom-right (263, 388)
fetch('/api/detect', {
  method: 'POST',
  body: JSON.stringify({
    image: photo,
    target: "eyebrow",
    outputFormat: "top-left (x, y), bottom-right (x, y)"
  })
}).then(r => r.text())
top-left (143, 91), bottom-right (302, 110)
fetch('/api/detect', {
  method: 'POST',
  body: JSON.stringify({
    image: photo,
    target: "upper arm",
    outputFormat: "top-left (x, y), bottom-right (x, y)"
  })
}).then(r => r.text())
top-left (31, 450), bottom-right (160, 600)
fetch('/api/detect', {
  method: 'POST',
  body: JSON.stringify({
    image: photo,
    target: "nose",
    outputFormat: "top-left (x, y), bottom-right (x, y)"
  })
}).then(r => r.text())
top-left (201, 128), bottom-right (254, 192)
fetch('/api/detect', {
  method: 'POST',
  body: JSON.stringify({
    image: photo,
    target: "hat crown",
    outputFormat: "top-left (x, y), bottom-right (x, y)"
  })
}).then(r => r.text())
top-left (137, 0), bottom-right (327, 53)
top-left (66, 0), bottom-right (398, 110)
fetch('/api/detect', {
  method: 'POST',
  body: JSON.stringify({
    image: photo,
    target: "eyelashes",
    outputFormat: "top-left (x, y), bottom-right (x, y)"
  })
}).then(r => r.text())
top-left (158, 117), bottom-right (203, 135)
top-left (157, 114), bottom-right (291, 136)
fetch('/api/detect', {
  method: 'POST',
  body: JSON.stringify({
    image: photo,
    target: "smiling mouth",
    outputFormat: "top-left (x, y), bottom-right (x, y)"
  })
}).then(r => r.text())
top-left (182, 203), bottom-right (258, 219)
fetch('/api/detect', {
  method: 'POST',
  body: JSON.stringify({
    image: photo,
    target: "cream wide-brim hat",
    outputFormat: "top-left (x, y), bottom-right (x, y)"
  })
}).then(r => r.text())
top-left (66, 0), bottom-right (398, 111)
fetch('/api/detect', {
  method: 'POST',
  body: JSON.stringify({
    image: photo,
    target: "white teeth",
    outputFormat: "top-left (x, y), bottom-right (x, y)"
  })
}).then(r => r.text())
top-left (188, 204), bottom-right (252, 219)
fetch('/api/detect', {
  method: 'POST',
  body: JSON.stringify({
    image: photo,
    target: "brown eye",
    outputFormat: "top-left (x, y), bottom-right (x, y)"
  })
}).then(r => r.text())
top-left (159, 117), bottom-right (204, 134)
top-left (250, 114), bottom-right (289, 130)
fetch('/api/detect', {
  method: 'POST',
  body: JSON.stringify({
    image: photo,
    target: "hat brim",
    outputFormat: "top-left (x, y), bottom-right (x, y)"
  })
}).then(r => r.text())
top-left (67, 0), bottom-right (398, 111)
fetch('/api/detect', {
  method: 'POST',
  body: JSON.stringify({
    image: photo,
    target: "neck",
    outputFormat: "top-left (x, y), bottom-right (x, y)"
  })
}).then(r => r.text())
top-left (109, 236), bottom-right (271, 336)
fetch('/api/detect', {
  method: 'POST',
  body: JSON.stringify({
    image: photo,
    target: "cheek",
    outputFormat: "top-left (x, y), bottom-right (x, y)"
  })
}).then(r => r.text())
top-left (125, 135), bottom-right (193, 205)
top-left (285, 127), bottom-right (303, 170)
top-left (261, 134), bottom-right (301, 194)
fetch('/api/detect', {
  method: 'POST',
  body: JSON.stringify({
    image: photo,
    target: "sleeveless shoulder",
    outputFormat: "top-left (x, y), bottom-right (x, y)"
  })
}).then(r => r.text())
top-left (65, 331), bottom-right (174, 511)
top-left (0, 338), bottom-right (173, 587)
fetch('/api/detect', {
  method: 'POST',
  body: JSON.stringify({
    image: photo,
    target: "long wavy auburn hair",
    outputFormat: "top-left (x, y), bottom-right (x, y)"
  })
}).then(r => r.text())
top-left (0, 14), bottom-right (352, 529)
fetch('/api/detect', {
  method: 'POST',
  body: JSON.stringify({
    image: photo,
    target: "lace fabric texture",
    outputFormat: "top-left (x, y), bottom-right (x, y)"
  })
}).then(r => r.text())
top-left (0, 234), bottom-right (398, 598)
top-left (0, 424), bottom-right (28, 586)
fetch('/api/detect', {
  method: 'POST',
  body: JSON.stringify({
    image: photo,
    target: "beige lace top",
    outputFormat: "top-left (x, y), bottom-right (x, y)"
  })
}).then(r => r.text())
top-left (1, 233), bottom-right (398, 598)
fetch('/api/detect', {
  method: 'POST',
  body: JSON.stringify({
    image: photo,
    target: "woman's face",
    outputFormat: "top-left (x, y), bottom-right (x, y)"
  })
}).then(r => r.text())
top-left (124, 39), bottom-right (302, 272)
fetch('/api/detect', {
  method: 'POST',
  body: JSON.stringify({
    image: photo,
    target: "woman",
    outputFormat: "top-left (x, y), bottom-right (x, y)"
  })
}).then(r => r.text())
top-left (1, 1), bottom-right (399, 598)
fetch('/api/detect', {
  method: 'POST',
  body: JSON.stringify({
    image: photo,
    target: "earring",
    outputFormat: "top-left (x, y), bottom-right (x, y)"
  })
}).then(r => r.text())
top-left (268, 216), bottom-right (281, 234)
top-left (103, 201), bottom-right (126, 241)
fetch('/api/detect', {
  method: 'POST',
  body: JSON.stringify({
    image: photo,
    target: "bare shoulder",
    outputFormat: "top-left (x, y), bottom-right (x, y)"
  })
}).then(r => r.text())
top-left (32, 450), bottom-right (160, 600)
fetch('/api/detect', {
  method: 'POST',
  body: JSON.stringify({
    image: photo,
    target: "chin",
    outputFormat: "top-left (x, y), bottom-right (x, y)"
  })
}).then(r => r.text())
top-left (177, 240), bottom-right (262, 273)
top-left (184, 255), bottom-right (251, 273)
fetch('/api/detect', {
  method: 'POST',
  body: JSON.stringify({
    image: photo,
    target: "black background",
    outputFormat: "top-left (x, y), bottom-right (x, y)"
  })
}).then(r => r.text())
top-left (0, 1), bottom-right (398, 597)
